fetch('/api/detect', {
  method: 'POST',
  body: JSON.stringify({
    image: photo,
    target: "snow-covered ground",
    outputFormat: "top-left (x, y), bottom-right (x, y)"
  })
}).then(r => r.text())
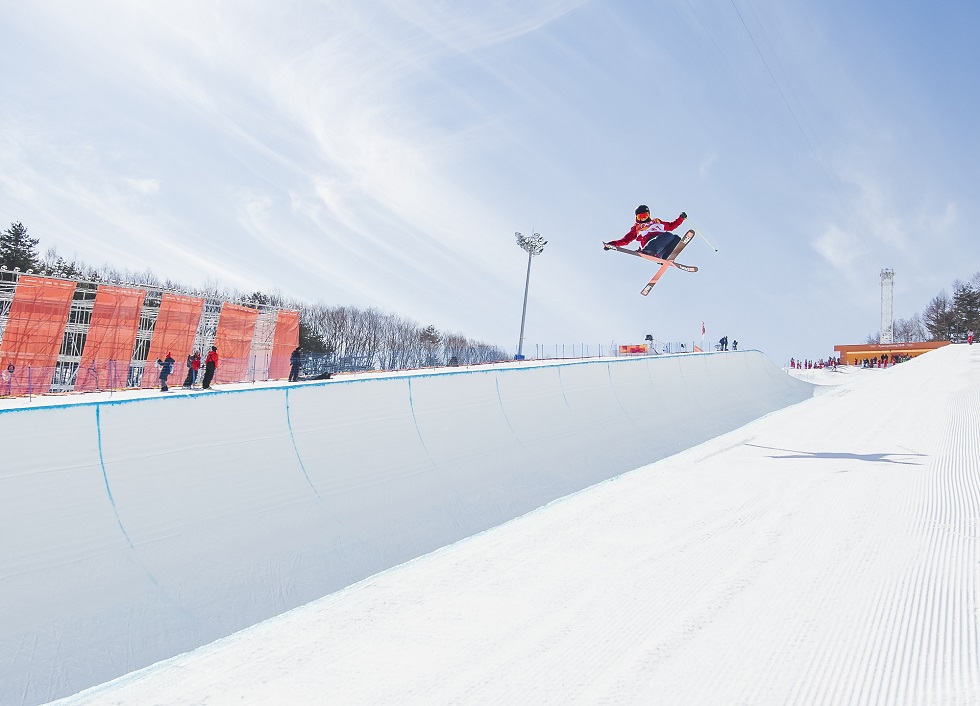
top-left (40, 344), bottom-right (980, 704)
top-left (2, 350), bottom-right (811, 705)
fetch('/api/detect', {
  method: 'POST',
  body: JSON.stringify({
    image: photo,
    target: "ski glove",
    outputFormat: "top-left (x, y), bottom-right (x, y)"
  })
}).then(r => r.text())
top-left (679, 212), bottom-right (687, 219)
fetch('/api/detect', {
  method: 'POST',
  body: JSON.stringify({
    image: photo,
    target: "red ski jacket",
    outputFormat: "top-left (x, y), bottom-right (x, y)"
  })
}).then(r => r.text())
top-left (205, 351), bottom-right (219, 367)
top-left (608, 214), bottom-right (686, 249)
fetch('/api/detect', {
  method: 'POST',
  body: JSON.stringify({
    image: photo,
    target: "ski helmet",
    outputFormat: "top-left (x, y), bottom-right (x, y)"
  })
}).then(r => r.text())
top-left (635, 204), bottom-right (650, 216)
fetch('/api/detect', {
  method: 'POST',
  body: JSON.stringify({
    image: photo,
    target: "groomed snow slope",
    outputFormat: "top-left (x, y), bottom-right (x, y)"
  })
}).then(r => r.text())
top-left (0, 350), bottom-right (812, 706)
top-left (53, 343), bottom-right (980, 706)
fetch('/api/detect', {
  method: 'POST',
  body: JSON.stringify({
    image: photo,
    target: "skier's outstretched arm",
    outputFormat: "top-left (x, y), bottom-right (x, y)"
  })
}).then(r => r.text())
top-left (605, 224), bottom-right (639, 250)
top-left (662, 212), bottom-right (688, 232)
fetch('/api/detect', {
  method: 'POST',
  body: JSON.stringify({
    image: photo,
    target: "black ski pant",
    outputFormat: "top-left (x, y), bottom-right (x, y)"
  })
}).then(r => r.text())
top-left (641, 231), bottom-right (680, 260)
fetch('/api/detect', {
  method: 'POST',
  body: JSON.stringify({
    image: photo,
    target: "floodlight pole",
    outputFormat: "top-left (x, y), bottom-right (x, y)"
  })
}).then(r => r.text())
top-left (515, 231), bottom-right (547, 360)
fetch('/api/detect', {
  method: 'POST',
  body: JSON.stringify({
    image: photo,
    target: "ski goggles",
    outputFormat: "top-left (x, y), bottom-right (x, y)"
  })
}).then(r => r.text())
top-left (636, 212), bottom-right (650, 220)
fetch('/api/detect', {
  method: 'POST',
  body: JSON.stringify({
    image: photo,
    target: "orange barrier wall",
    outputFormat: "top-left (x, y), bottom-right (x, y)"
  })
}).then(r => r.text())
top-left (141, 294), bottom-right (204, 388)
top-left (0, 276), bottom-right (76, 395)
top-left (75, 286), bottom-right (147, 391)
top-left (213, 303), bottom-right (259, 384)
top-left (268, 310), bottom-right (300, 379)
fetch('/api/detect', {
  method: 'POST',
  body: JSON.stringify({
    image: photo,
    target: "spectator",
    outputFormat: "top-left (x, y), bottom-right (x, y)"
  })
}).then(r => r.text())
top-left (732, 340), bottom-right (738, 351)
top-left (288, 346), bottom-right (302, 382)
top-left (202, 346), bottom-right (218, 389)
top-left (969, 330), bottom-right (974, 345)
top-left (718, 335), bottom-right (728, 351)
top-left (157, 352), bottom-right (175, 392)
top-left (182, 351), bottom-right (201, 388)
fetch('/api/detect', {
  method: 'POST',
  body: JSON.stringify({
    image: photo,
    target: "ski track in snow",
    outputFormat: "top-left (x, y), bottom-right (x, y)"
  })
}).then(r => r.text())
top-left (50, 345), bottom-right (980, 704)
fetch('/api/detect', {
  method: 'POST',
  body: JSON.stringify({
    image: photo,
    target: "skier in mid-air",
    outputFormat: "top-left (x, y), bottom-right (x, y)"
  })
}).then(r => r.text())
top-left (603, 204), bottom-right (688, 260)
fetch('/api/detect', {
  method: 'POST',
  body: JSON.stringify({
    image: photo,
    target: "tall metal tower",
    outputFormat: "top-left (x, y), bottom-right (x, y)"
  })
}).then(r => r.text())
top-left (880, 268), bottom-right (895, 344)
top-left (514, 231), bottom-right (547, 360)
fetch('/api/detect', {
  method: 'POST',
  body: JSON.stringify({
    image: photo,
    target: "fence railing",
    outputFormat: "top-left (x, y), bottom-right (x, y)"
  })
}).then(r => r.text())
top-left (0, 354), bottom-right (294, 398)
top-left (1, 344), bottom-right (723, 398)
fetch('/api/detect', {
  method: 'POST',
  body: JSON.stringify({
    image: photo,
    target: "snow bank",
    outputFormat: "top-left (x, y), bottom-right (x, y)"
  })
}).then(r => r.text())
top-left (0, 350), bottom-right (811, 705)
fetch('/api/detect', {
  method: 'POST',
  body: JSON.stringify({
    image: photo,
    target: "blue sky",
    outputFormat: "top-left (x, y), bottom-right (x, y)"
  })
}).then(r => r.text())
top-left (2, 0), bottom-right (978, 365)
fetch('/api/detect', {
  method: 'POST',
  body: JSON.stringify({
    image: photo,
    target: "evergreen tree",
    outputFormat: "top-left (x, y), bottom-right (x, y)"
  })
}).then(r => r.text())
top-left (922, 291), bottom-right (956, 341)
top-left (952, 281), bottom-right (980, 341)
top-left (299, 321), bottom-right (334, 355)
top-left (419, 324), bottom-right (442, 366)
top-left (0, 221), bottom-right (41, 272)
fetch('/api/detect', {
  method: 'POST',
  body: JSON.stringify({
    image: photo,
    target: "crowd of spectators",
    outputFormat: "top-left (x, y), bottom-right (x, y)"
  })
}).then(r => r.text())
top-left (788, 354), bottom-right (917, 371)
top-left (856, 353), bottom-right (912, 368)
top-left (789, 357), bottom-right (840, 371)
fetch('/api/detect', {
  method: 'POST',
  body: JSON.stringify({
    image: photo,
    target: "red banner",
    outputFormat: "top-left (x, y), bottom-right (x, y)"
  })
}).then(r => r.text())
top-left (269, 310), bottom-right (300, 380)
top-left (0, 276), bottom-right (76, 395)
top-left (75, 286), bottom-right (146, 391)
top-left (618, 344), bottom-right (649, 355)
top-left (212, 303), bottom-right (259, 384)
top-left (142, 294), bottom-right (204, 387)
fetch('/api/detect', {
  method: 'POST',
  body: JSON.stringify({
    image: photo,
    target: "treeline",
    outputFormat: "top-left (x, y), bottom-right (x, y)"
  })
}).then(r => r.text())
top-left (1, 221), bottom-right (508, 369)
top-left (868, 271), bottom-right (980, 344)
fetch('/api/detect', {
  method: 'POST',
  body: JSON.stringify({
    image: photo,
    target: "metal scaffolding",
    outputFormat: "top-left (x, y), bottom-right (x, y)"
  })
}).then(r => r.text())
top-left (0, 269), bottom-right (289, 392)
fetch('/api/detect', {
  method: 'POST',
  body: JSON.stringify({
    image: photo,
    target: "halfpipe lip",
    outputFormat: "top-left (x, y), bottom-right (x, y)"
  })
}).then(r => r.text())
top-left (0, 350), bottom-right (770, 416)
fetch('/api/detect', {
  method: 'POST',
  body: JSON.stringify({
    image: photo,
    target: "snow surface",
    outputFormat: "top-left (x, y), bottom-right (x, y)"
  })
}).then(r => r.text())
top-left (2, 350), bottom-right (812, 705)
top-left (7, 346), bottom-right (980, 704)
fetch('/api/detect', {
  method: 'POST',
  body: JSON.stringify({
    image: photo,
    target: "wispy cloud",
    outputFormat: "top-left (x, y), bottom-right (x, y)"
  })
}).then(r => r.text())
top-left (2, 0), bottom-right (977, 363)
top-left (126, 178), bottom-right (160, 194)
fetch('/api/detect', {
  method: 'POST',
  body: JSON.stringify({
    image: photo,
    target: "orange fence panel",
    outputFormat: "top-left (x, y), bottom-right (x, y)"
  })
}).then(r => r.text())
top-left (142, 294), bottom-right (204, 388)
top-left (75, 286), bottom-right (146, 391)
top-left (0, 276), bottom-right (76, 395)
top-left (269, 310), bottom-right (300, 380)
top-left (213, 303), bottom-right (259, 384)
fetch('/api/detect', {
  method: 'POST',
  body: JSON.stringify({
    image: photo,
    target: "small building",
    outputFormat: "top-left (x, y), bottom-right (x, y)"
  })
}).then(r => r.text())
top-left (834, 341), bottom-right (950, 366)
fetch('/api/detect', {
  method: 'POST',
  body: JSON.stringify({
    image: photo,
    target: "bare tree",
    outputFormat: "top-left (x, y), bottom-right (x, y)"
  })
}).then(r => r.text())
top-left (893, 314), bottom-right (927, 343)
top-left (442, 331), bottom-right (469, 364)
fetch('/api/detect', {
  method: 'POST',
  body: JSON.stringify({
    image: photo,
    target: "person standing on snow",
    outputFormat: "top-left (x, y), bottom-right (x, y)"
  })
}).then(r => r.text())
top-left (603, 204), bottom-right (688, 260)
top-left (157, 352), bottom-right (175, 392)
top-left (202, 346), bottom-right (218, 389)
top-left (288, 346), bottom-right (302, 382)
top-left (969, 330), bottom-right (974, 345)
top-left (182, 351), bottom-right (201, 388)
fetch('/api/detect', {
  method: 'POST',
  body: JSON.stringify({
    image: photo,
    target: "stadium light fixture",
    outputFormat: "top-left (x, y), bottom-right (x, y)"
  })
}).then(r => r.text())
top-left (514, 230), bottom-right (547, 360)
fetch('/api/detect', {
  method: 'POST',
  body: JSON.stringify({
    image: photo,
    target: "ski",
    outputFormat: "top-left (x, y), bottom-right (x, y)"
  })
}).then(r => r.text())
top-left (664, 228), bottom-right (696, 261)
top-left (604, 245), bottom-right (699, 272)
top-left (604, 229), bottom-right (698, 296)
top-left (604, 229), bottom-right (698, 295)
top-left (640, 261), bottom-right (672, 296)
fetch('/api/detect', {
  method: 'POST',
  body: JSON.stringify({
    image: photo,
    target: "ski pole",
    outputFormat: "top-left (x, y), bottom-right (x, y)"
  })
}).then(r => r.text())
top-left (687, 218), bottom-right (719, 252)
